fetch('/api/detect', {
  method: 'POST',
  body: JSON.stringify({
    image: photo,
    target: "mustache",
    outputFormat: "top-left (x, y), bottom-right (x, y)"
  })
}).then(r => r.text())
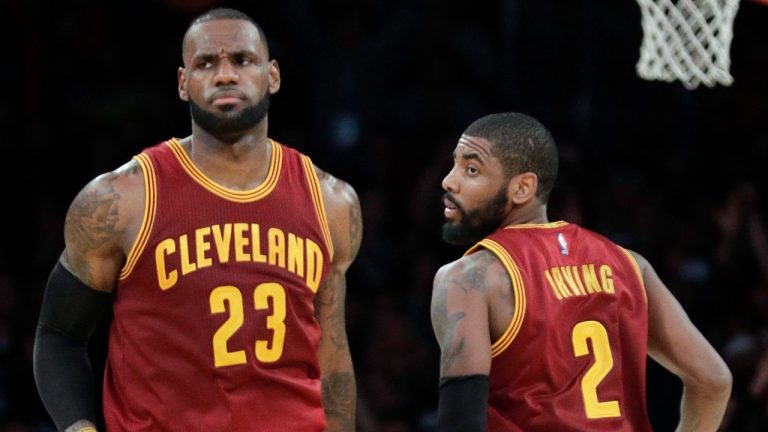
top-left (209, 87), bottom-right (247, 101)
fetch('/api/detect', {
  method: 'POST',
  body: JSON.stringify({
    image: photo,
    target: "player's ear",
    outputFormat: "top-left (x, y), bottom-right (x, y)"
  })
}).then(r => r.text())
top-left (268, 60), bottom-right (281, 95)
top-left (508, 172), bottom-right (538, 205)
top-left (178, 67), bottom-right (189, 101)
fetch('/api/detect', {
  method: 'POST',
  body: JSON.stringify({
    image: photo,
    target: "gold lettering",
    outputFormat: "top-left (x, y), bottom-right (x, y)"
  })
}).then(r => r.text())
top-left (268, 228), bottom-right (286, 268)
top-left (251, 224), bottom-right (267, 263)
top-left (195, 227), bottom-right (213, 269)
top-left (288, 233), bottom-right (305, 277)
top-left (179, 234), bottom-right (197, 275)
top-left (550, 267), bottom-right (572, 298)
top-left (582, 264), bottom-right (602, 293)
top-left (234, 223), bottom-right (250, 262)
top-left (561, 266), bottom-right (586, 296)
top-left (158, 224), bottom-right (329, 289)
top-left (211, 224), bottom-right (232, 263)
top-left (155, 238), bottom-right (177, 290)
top-left (571, 266), bottom-right (586, 295)
top-left (306, 239), bottom-right (323, 292)
top-left (600, 265), bottom-right (615, 294)
top-left (544, 269), bottom-right (563, 300)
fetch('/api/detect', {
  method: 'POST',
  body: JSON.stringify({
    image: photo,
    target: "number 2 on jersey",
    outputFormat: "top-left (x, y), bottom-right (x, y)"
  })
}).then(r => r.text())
top-left (210, 283), bottom-right (287, 367)
top-left (571, 320), bottom-right (622, 419)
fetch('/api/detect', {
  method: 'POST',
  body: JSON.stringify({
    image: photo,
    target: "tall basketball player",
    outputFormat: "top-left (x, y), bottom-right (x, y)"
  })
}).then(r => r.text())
top-left (34, 8), bottom-right (360, 432)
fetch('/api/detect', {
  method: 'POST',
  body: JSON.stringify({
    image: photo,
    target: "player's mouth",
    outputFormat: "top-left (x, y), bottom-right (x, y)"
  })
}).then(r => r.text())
top-left (211, 90), bottom-right (246, 106)
top-left (444, 194), bottom-right (460, 219)
top-left (212, 97), bottom-right (242, 106)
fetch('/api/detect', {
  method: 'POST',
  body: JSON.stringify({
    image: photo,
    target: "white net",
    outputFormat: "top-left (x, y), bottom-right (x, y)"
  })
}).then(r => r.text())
top-left (635, 0), bottom-right (741, 89)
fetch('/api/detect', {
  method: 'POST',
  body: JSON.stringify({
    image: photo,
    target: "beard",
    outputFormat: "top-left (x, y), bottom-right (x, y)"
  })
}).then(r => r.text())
top-left (441, 187), bottom-right (509, 246)
top-left (189, 91), bottom-right (270, 138)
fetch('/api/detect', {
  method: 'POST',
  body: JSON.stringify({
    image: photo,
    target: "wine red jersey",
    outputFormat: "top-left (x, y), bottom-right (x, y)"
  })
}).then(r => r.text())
top-left (103, 138), bottom-right (333, 431)
top-left (466, 221), bottom-right (652, 432)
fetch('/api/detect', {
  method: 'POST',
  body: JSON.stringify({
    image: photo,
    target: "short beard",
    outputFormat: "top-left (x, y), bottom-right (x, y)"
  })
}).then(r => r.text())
top-left (189, 92), bottom-right (270, 139)
top-left (441, 187), bottom-right (508, 246)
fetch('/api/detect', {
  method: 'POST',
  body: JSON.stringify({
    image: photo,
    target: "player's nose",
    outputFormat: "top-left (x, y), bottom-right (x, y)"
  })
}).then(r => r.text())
top-left (442, 168), bottom-right (458, 193)
top-left (214, 59), bottom-right (238, 86)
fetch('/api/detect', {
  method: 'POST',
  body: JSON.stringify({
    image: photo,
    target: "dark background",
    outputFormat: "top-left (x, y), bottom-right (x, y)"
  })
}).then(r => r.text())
top-left (1, 0), bottom-right (767, 431)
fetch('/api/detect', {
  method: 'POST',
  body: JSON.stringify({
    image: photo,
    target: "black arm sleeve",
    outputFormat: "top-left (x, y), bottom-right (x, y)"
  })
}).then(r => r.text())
top-left (33, 262), bottom-right (112, 431)
top-left (437, 375), bottom-right (489, 432)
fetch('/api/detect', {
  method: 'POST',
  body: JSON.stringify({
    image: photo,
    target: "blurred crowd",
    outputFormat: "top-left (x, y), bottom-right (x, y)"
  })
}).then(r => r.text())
top-left (1, 0), bottom-right (767, 431)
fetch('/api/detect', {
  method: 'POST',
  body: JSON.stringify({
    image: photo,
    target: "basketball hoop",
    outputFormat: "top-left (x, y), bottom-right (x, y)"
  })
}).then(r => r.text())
top-left (635, 0), bottom-right (741, 89)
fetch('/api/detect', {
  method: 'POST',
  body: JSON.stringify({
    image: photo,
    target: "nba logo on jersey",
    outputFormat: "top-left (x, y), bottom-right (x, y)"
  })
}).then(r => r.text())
top-left (557, 232), bottom-right (568, 256)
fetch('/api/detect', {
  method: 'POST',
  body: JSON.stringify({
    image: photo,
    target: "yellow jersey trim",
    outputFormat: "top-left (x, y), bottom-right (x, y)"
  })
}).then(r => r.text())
top-left (301, 155), bottom-right (334, 261)
top-left (119, 154), bottom-right (157, 280)
top-left (166, 138), bottom-right (282, 203)
top-left (619, 247), bottom-right (647, 303)
top-left (470, 239), bottom-right (527, 358)
top-left (503, 220), bottom-right (568, 230)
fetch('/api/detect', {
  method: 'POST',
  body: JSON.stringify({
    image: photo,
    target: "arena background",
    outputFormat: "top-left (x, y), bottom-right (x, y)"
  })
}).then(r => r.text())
top-left (1, 0), bottom-right (767, 430)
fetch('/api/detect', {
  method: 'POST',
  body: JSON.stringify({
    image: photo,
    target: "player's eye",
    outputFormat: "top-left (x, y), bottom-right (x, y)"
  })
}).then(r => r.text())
top-left (235, 55), bottom-right (252, 66)
top-left (466, 166), bottom-right (479, 175)
top-left (197, 61), bottom-right (213, 69)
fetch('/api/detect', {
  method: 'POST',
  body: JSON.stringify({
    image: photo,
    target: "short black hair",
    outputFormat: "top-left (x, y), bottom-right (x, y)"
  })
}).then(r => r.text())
top-left (182, 7), bottom-right (269, 56)
top-left (464, 112), bottom-right (559, 203)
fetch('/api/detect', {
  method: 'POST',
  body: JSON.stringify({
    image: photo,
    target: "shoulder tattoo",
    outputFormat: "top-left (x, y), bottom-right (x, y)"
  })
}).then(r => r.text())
top-left (64, 173), bottom-right (126, 277)
top-left (66, 178), bottom-right (121, 250)
top-left (433, 251), bottom-right (499, 372)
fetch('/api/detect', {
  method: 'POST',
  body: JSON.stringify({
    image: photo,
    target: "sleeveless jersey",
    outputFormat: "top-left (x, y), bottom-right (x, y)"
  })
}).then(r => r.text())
top-left (103, 138), bottom-right (333, 432)
top-left (466, 221), bottom-right (652, 432)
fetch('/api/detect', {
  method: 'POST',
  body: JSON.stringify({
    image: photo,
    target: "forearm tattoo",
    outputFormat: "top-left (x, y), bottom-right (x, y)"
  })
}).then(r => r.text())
top-left (322, 372), bottom-right (356, 431)
top-left (348, 197), bottom-right (362, 256)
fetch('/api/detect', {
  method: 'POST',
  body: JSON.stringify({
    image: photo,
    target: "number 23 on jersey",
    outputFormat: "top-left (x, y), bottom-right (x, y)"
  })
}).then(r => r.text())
top-left (210, 283), bottom-right (287, 367)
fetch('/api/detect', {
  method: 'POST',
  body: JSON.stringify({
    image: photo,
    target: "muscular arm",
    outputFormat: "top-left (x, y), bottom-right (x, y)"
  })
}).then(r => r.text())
top-left (431, 250), bottom-right (504, 431)
top-left (314, 167), bottom-right (361, 432)
top-left (431, 251), bottom-right (497, 377)
top-left (631, 251), bottom-right (732, 432)
top-left (34, 161), bottom-right (144, 432)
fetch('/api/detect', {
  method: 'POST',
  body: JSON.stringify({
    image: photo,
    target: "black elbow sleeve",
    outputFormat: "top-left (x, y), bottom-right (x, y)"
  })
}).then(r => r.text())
top-left (34, 328), bottom-right (99, 431)
top-left (37, 262), bottom-right (112, 344)
top-left (34, 262), bottom-right (112, 430)
top-left (437, 375), bottom-right (489, 432)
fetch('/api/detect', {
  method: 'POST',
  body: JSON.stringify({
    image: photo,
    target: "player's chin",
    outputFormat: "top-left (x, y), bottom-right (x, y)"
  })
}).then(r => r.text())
top-left (442, 216), bottom-right (458, 230)
top-left (443, 219), bottom-right (467, 234)
top-left (214, 104), bottom-right (241, 114)
top-left (441, 222), bottom-right (472, 245)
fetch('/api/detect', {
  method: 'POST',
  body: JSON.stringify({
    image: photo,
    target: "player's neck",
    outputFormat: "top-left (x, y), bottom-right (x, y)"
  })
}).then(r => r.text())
top-left (182, 119), bottom-right (274, 190)
top-left (502, 204), bottom-right (548, 227)
top-left (190, 117), bottom-right (269, 154)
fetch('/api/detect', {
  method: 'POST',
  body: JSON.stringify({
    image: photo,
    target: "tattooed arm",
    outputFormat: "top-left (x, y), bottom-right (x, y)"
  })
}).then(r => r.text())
top-left (62, 161), bottom-right (145, 290)
top-left (431, 250), bottom-right (502, 377)
top-left (431, 250), bottom-right (507, 431)
top-left (314, 167), bottom-right (361, 432)
top-left (34, 160), bottom-right (145, 432)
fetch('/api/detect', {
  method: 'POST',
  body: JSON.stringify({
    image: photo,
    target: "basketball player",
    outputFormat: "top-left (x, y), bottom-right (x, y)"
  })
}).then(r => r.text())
top-left (431, 112), bottom-right (732, 431)
top-left (33, 8), bottom-right (359, 432)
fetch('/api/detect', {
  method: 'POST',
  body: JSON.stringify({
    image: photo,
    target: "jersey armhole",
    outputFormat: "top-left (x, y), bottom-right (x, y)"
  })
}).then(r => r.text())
top-left (300, 155), bottom-right (334, 261)
top-left (618, 247), bottom-right (647, 303)
top-left (469, 239), bottom-right (527, 358)
top-left (118, 153), bottom-right (158, 280)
